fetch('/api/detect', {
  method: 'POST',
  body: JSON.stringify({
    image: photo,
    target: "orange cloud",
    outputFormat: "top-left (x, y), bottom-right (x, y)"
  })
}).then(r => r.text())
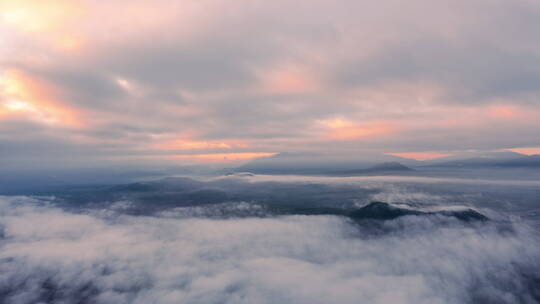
top-left (387, 152), bottom-right (450, 161)
top-left (169, 152), bottom-right (275, 163)
top-left (320, 118), bottom-right (395, 140)
top-left (0, 69), bottom-right (85, 127)
top-left (509, 147), bottom-right (540, 155)
top-left (157, 139), bottom-right (248, 150)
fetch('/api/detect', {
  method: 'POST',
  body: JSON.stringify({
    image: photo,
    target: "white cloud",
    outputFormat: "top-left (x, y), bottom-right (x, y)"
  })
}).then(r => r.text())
top-left (0, 196), bottom-right (539, 303)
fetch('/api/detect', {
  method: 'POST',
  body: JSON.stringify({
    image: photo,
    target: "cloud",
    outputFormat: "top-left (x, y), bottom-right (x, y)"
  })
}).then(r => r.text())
top-left (509, 147), bottom-right (540, 155)
top-left (0, 69), bottom-right (85, 127)
top-left (318, 118), bottom-right (396, 140)
top-left (168, 152), bottom-right (277, 163)
top-left (386, 152), bottom-right (450, 161)
top-left (0, 195), bottom-right (539, 303)
top-left (2, 0), bottom-right (540, 167)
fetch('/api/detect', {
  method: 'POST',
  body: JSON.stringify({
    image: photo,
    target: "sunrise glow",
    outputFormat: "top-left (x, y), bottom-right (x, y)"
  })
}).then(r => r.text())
top-left (0, 70), bottom-right (84, 127)
top-left (169, 152), bottom-right (276, 163)
top-left (387, 152), bottom-right (451, 161)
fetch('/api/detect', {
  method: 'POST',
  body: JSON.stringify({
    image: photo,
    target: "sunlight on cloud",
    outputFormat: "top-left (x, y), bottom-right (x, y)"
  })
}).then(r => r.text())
top-left (113, 76), bottom-right (144, 97)
top-left (387, 152), bottom-right (451, 161)
top-left (0, 0), bottom-right (72, 32)
top-left (169, 152), bottom-right (276, 163)
top-left (0, 0), bottom-right (82, 51)
top-left (320, 118), bottom-right (395, 140)
top-left (0, 69), bottom-right (84, 127)
top-left (157, 139), bottom-right (249, 151)
top-left (509, 147), bottom-right (540, 155)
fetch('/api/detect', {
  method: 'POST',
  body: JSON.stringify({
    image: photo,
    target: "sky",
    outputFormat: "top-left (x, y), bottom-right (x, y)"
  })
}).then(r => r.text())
top-left (1, 0), bottom-right (540, 169)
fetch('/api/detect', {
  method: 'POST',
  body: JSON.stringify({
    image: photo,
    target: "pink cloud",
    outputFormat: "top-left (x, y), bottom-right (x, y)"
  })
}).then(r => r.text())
top-left (487, 105), bottom-right (522, 119)
top-left (509, 147), bottom-right (540, 155)
top-left (387, 152), bottom-right (451, 161)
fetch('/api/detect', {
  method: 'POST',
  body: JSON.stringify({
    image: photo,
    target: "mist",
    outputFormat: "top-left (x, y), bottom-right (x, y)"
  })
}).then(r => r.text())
top-left (1, 172), bottom-right (540, 304)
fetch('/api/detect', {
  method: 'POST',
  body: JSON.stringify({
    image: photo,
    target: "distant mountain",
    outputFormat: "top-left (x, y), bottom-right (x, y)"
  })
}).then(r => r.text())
top-left (235, 152), bottom-right (421, 175)
top-left (367, 162), bottom-right (414, 171)
top-left (0, 165), bottom-right (222, 194)
top-left (426, 153), bottom-right (540, 168)
top-left (426, 151), bottom-right (526, 163)
top-left (332, 162), bottom-right (414, 176)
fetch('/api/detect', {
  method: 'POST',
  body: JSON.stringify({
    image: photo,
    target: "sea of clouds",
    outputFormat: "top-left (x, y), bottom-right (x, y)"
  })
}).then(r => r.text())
top-left (1, 194), bottom-right (539, 304)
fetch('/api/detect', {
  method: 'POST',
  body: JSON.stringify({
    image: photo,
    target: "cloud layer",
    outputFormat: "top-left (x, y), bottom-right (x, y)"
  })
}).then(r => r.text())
top-left (1, 0), bottom-right (540, 167)
top-left (1, 192), bottom-right (539, 304)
